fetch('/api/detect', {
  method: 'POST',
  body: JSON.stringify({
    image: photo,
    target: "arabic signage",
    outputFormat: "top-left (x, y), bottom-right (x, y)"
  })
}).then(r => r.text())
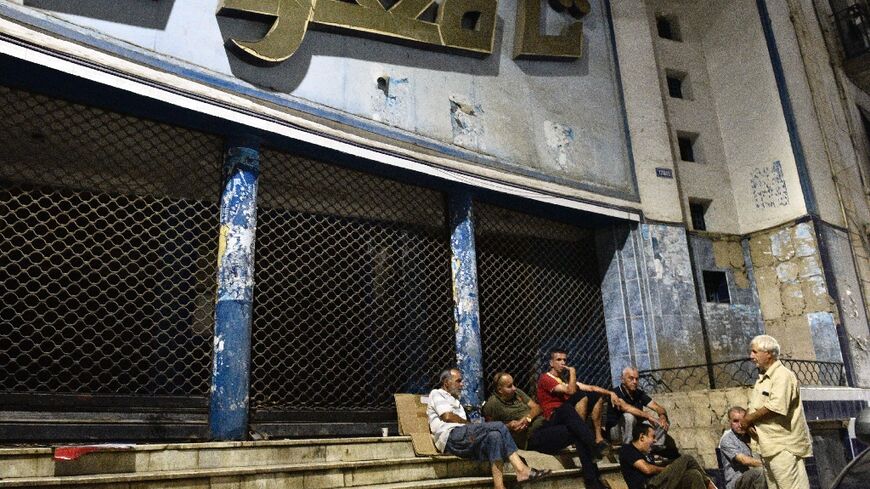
top-left (218, 0), bottom-right (591, 63)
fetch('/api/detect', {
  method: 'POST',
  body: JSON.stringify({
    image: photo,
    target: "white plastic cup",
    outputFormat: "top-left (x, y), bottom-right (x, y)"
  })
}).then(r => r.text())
top-left (381, 427), bottom-right (389, 437)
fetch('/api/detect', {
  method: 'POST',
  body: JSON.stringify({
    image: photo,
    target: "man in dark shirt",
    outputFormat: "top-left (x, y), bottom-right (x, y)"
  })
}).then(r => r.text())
top-left (483, 371), bottom-right (606, 489)
top-left (608, 367), bottom-right (673, 456)
top-left (619, 423), bottom-right (716, 489)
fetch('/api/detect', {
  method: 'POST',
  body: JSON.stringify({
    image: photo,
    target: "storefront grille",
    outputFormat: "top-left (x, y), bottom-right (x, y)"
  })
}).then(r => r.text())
top-left (0, 85), bottom-right (221, 401)
top-left (250, 150), bottom-right (455, 413)
top-left (476, 203), bottom-right (609, 396)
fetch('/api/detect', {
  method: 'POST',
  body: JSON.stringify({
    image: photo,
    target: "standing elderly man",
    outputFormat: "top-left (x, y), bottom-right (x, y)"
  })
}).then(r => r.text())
top-left (427, 368), bottom-right (550, 489)
top-left (739, 335), bottom-right (812, 489)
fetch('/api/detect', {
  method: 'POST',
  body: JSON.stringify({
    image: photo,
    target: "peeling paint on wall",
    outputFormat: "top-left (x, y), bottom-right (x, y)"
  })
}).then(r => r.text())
top-left (372, 76), bottom-right (412, 129)
top-left (747, 221), bottom-right (837, 363)
top-left (543, 121), bottom-right (575, 172)
top-left (449, 94), bottom-right (484, 150)
top-left (692, 234), bottom-right (763, 364)
top-left (448, 194), bottom-right (483, 410)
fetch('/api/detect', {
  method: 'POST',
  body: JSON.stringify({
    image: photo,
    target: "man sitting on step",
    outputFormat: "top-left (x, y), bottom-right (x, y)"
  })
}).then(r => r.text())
top-left (427, 368), bottom-right (551, 489)
top-left (536, 349), bottom-right (614, 458)
top-left (483, 371), bottom-right (608, 489)
top-left (607, 366), bottom-right (679, 460)
top-left (619, 423), bottom-right (717, 489)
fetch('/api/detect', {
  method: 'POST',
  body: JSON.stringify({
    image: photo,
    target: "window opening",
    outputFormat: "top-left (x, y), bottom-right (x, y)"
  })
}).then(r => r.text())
top-left (702, 270), bottom-right (730, 303)
top-left (689, 200), bottom-right (708, 231)
top-left (656, 15), bottom-right (682, 41)
top-left (677, 131), bottom-right (700, 162)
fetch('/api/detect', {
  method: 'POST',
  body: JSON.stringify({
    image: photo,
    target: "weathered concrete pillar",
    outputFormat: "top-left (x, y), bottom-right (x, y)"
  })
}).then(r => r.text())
top-left (596, 222), bottom-right (706, 384)
top-left (209, 142), bottom-right (259, 440)
top-left (448, 192), bottom-right (483, 413)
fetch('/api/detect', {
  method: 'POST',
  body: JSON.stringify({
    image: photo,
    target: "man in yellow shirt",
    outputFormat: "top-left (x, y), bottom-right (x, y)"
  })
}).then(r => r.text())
top-left (740, 335), bottom-right (812, 489)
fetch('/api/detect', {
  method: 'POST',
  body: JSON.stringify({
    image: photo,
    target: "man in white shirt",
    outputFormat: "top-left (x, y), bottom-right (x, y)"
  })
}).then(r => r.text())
top-left (427, 368), bottom-right (551, 489)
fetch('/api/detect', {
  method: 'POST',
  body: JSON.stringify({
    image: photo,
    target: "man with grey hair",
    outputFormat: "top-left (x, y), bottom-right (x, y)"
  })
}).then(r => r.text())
top-left (607, 366), bottom-right (676, 458)
top-left (427, 368), bottom-right (550, 489)
top-left (718, 406), bottom-right (765, 489)
top-left (740, 335), bottom-right (811, 489)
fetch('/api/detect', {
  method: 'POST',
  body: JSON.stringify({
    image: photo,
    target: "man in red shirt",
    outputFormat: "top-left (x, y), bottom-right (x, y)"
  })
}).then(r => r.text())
top-left (536, 349), bottom-right (616, 458)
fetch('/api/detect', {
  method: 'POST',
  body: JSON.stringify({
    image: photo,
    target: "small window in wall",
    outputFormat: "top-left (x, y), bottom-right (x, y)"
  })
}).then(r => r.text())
top-left (703, 270), bottom-right (730, 303)
top-left (677, 131), bottom-right (701, 162)
top-left (689, 200), bottom-right (709, 231)
top-left (656, 15), bottom-right (681, 41)
top-left (666, 70), bottom-right (690, 99)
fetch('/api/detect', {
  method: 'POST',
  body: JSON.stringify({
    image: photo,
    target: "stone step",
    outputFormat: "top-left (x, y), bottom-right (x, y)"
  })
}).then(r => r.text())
top-left (350, 467), bottom-right (628, 489)
top-left (0, 456), bottom-right (491, 488)
top-left (0, 437), bottom-right (415, 479)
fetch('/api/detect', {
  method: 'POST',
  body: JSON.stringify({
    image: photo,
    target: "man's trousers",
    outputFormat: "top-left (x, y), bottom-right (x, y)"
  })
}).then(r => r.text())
top-left (444, 422), bottom-right (518, 463)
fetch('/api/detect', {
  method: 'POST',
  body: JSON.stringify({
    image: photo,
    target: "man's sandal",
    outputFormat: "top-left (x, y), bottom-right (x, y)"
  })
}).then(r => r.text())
top-left (519, 468), bottom-right (552, 484)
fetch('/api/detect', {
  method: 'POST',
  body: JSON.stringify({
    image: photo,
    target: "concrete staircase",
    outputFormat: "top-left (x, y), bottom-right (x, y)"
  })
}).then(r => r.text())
top-left (0, 436), bottom-right (625, 488)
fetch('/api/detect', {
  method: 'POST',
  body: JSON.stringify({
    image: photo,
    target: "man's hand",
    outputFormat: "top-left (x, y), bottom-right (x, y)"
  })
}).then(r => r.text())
top-left (609, 391), bottom-right (619, 406)
top-left (506, 418), bottom-right (529, 432)
top-left (657, 414), bottom-right (669, 431)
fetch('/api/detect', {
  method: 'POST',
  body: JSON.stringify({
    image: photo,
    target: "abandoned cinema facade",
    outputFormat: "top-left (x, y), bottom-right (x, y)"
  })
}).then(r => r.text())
top-left (0, 0), bottom-right (869, 469)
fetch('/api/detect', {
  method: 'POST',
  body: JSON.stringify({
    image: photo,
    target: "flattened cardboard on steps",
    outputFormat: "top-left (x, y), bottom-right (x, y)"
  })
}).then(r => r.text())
top-left (394, 393), bottom-right (439, 455)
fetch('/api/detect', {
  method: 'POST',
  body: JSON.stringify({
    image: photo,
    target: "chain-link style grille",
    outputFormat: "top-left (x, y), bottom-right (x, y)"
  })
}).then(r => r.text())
top-left (250, 150), bottom-right (455, 412)
top-left (0, 85), bottom-right (221, 399)
top-left (476, 203), bottom-right (609, 396)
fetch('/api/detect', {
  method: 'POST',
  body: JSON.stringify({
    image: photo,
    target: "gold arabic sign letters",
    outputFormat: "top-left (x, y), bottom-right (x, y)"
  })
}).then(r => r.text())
top-left (218, 0), bottom-right (591, 63)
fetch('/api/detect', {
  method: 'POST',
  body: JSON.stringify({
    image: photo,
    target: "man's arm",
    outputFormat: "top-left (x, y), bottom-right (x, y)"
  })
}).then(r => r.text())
top-left (614, 398), bottom-right (657, 424)
top-left (740, 406), bottom-right (771, 431)
top-left (526, 398), bottom-right (543, 420)
top-left (440, 412), bottom-right (468, 424)
top-left (733, 453), bottom-right (762, 467)
top-left (550, 367), bottom-right (577, 395)
top-left (576, 382), bottom-right (613, 398)
top-left (633, 458), bottom-right (664, 475)
top-left (647, 400), bottom-right (669, 431)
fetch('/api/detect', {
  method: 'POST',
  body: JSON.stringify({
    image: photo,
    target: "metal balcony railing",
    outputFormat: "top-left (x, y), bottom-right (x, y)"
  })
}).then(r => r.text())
top-left (835, 3), bottom-right (870, 59)
top-left (638, 358), bottom-right (847, 394)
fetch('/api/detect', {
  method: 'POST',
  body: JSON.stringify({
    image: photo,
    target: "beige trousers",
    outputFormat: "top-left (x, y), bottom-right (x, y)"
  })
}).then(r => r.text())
top-left (762, 450), bottom-right (809, 489)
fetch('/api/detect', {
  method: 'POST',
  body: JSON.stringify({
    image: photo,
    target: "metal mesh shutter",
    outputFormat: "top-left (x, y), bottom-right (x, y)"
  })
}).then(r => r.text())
top-left (0, 85), bottom-right (221, 400)
top-left (476, 203), bottom-right (610, 395)
top-left (250, 150), bottom-right (455, 413)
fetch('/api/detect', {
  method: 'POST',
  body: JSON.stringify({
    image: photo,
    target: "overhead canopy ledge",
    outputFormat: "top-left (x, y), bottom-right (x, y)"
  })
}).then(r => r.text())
top-left (0, 10), bottom-right (641, 223)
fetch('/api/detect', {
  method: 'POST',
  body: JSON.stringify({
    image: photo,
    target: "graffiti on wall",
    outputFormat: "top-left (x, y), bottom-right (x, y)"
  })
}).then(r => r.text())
top-left (751, 160), bottom-right (789, 208)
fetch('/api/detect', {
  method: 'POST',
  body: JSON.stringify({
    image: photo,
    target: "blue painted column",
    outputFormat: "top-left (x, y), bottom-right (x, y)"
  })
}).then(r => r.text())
top-left (448, 192), bottom-right (484, 416)
top-left (209, 142), bottom-right (259, 440)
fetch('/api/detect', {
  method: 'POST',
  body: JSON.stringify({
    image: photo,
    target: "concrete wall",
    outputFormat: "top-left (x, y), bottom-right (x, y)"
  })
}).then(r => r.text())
top-left (703, 0), bottom-right (807, 234)
top-left (688, 234), bottom-right (764, 363)
top-left (654, 386), bottom-right (752, 469)
top-left (817, 222), bottom-right (870, 387)
top-left (610, 0), bottom-right (683, 223)
top-left (597, 222), bottom-right (705, 383)
top-left (647, 0), bottom-right (739, 233)
top-left (19, 0), bottom-right (639, 202)
top-left (748, 220), bottom-right (843, 364)
top-left (764, 0), bottom-right (846, 228)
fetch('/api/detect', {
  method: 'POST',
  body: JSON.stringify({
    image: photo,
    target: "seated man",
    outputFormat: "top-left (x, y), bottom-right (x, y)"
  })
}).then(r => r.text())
top-left (483, 371), bottom-right (607, 489)
top-left (536, 349), bottom-right (613, 456)
top-left (719, 407), bottom-right (765, 489)
top-left (608, 367), bottom-right (676, 458)
top-left (428, 368), bottom-right (550, 489)
top-left (619, 423), bottom-right (717, 489)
